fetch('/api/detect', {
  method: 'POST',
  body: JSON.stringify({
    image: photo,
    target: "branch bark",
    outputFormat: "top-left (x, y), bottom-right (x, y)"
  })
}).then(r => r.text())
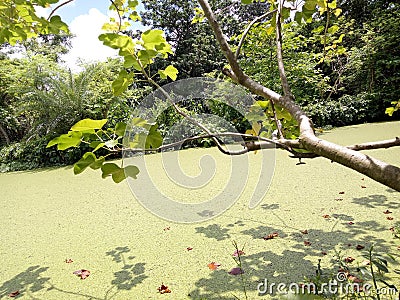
top-left (0, 123), bottom-right (10, 145)
top-left (197, 0), bottom-right (400, 191)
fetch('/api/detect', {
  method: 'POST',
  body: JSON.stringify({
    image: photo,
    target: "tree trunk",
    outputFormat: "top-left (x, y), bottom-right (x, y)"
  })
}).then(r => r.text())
top-left (0, 123), bottom-right (10, 145)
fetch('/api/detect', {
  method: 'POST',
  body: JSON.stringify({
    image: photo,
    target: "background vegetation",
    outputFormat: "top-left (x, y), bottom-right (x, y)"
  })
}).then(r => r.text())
top-left (0, 0), bottom-right (399, 172)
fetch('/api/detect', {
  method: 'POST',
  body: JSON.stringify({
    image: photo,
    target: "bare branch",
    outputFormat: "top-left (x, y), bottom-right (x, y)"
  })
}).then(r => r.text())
top-left (108, 0), bottom-right (123, 32)
top-left (275, 2), bottom-right (292, 98)
top-left (235, 10), bottom-right (277, 59)
top-left (47, 0), bottom-right (75, 20)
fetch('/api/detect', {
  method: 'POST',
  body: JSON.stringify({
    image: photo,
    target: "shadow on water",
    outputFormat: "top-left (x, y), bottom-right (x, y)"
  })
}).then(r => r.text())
top-left (0, 246), bottom-right (147, 300)
top-left (352, 194), bottom-right (400, 210)
top-left (189, 207), bottom-right (396, 299)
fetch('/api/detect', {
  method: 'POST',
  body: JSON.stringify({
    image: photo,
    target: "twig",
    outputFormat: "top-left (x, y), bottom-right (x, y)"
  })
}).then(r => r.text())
top-left (235, 10), bottom-right (277, 59)
top-left (108, 0), bottom-right (123, 32)
top-left (47, 0), bottom-right (75, 20)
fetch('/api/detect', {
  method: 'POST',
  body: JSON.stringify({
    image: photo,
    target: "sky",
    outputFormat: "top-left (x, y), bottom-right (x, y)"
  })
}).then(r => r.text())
top-left (36, 0), bottom-right (145, 72)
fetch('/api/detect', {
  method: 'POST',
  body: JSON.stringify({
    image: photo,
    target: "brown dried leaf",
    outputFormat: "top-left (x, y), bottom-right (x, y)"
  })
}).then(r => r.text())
top-left (157, 284), bottom-right (171, 294)
top-left (207, 262), bottom-right (221, 270)
top-left (263, 232), bottom-right (279, 240)
top-left (8, 291), bottom-right (20, 298)
top-left (73, 269), bottom-right (91, 279)
top-left (344, 257), bottom-right (355, 263)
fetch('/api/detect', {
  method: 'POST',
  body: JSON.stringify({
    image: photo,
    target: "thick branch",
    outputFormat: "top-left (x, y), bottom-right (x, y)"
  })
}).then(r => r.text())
top-left (197, 0), bottom-right (400, 191)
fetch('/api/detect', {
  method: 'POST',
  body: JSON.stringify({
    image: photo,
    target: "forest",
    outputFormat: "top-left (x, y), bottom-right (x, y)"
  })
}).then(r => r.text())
top-left (0, 0), bottom-right (399, 175)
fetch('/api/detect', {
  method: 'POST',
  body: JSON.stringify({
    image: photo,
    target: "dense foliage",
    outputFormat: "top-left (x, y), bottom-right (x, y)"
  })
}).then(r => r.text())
top-left (0, 0), bottom-right (399, 172)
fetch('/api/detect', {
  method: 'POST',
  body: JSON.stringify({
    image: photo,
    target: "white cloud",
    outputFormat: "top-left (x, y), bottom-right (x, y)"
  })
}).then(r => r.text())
top-left (61, 8), bottom-right (118, 72)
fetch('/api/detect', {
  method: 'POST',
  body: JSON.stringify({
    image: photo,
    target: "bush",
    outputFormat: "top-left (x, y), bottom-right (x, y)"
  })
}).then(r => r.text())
top-left (304, 93), bottom-right (389, 127)
top-left (0, 136), bottom-right (91, 172)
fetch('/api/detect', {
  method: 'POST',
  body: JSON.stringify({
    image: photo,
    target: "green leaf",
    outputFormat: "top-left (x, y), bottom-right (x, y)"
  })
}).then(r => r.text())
top-left (142, 29), bottom-right (166, 50)
top-left (124, 165), bottom-right (140, 179)
top-left (327, 0), bottom-right (337, 9)
top-left (89, 141), bottom-right (105, 152)
top-left (131, 117), bottom-right (153, 129)
top-left (386, 107), bottom-right (395, 116)
top-left (112, 70), bottom-right (134, 96)
top-left (158, 65), bottom-right (179, 81)
top-left (304, 0), bottom-right (317, 11)
top-left (47, 136), bottom-right (60, 148)
top-left (146, 125), bottom-right (163, 148)
top-left (373, 260), bottom-right (389, 273)
top-left (241, 0), bottom-right (253, 4)
top-left (256, 100), bottom-right (270, 109)
top-left (48, 131), bottom-right (82, 150)
top-left (101, 163), bottom-right (126, 183)
top-left (115, 122), bottom-right (127, 136)
top-left (90, 156), bottom-right (105, 170)
top-left (71, 119), bottom-right (107, 131)
top-left (74, 152), bottom-right (96, 175)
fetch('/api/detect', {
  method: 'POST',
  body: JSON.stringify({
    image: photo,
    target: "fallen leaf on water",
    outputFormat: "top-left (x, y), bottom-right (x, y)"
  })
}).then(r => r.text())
top-left (300, 230), bottom-right (308, 234)
top-left (157, 284), bottom-right (171, 294)
top-left (186, 247), bottom-right (193, 251)
top-left (322, 215), bottom-right (330, 219)
top-left (384, 210), bottom-right (392, 214)
top-left (304, 241), bottom-right (311, 246)
top-left (65, 258), bottom-right (73, 263)
top-left (232, 250), bottom-right (245, 257)
top-left (390, 227), bottom-right (395, 231)
top-left (356, 245), bottom-right (365, 250)
top-left (163, 227), bottom-right (170, 231)
top-left (347, 243), bottom-right (352, 247)
top-left (387, 217), bottom-right (394, 220)
top-left (348, 222), bottom-right (354, 225)
top-left (207, 262), bottom-right (221, 270)
top-left (335, 198), bottom-right (343, 201)
top-left (8, 291), bottom-right (20, 297)
top-left (348, 275), bottom-right (363, 283)
top-left (361, 260), bottom-right (370, 266)
top-left (263, 232), bottom-right (279, 240)
top-left (339, 191), bottom-right (345, 194)
top-left (73, 269), bottom-right (90, 279)
top-left (344, 257), bottom-right (355, 263)
top-left (228, 267), bottom-right (244, 275)
top-left (321, 252), bottom-right (327, 255)
top-left (361, 186), bottom-right (366, 189)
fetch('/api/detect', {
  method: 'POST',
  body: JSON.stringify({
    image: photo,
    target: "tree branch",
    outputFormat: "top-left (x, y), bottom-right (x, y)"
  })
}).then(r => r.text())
top-left (235, 10), bottom-right (277, 59)
top-left (47, 0), bottom-right (75, 20)
top-left (197, 0), bottom-right (400, 191)
top-left (275, 2), bottom-right (293, 98)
